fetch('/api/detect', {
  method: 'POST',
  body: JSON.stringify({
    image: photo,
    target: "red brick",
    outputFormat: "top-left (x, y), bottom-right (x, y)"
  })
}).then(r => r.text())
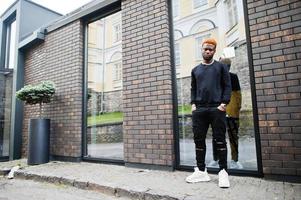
top-left (23, 20), bottom-right (83, 157)
top-left (122, 0), bottom-right (174, 166)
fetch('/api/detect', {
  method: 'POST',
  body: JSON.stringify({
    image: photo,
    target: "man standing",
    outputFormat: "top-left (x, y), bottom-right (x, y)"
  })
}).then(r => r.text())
top-left (185, 38), bottom-right (231, 188)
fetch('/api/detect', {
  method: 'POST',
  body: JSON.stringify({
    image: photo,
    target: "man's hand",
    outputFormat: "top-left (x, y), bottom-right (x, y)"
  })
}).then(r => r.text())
top-left (217, 103), bottom-right (226, 112)
top-left (191, 104), bottom-right (196, 112)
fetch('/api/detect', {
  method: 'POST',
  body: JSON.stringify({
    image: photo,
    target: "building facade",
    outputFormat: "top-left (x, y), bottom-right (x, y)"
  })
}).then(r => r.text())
top-left (0, 0), bottom-right (300, 179)
top-left (0, 0), bottom-right (62, 160)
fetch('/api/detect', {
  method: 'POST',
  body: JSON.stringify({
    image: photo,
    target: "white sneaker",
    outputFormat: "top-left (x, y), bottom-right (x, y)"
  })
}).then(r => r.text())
top-left (208, 160), bottom-right (219, 167)
top-left (218, 169), bottom-right (230, 188)
top-left (230, 160), bottom-right (243, 169)
top-left (186, 167), bottom-right (211, 183)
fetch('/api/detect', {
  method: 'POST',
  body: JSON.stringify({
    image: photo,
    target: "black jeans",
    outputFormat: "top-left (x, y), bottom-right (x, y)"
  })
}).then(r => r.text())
top-left (192, 106), bottom-right (227, 171)
top-left (213, 117), bottom-right (240, 162)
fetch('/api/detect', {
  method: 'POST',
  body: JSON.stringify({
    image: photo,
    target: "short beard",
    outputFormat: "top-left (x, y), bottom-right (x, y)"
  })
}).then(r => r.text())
top-left (203, 56), bottom-right (213, 62)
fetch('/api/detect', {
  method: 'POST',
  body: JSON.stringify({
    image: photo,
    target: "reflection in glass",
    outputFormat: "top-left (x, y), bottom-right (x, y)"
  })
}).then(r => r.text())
top-left (172, 0), bottom-right (257, 170)
top-left (86, 11), bottom-right (123, 160)
top-left (0, 71), bottom-right (13, 157)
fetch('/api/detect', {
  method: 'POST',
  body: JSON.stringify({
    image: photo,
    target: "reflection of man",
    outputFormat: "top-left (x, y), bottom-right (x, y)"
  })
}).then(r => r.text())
top-left (185, 38), bottom-right (231, 188)
top-left (210, 58), bottom-right (243, 169)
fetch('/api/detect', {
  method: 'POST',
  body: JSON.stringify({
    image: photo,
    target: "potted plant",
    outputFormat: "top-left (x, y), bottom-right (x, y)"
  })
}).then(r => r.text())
top-left (16, 81), bottom-right (55, 165)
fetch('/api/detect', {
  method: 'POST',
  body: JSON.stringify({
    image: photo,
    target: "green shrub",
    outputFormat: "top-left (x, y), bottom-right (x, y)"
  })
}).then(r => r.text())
top-left (16, 81), bottom-right (55, 118)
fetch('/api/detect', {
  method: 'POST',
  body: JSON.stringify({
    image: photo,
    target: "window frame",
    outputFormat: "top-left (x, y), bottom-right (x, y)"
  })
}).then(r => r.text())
top-left (113, 23), bottom-right (121, 43)
top-left (113, 62), bottom-right (122, 81)
top-left (174, 43), bottom-right (180, 66)
top-left (226, 0), bottom-right (239, 29)
top-left (82, 3), bottom-right (124, 164)
top-left (5, 19), bottom-right (16, 69)
top-left (1, 14), bottom-right (16, 70)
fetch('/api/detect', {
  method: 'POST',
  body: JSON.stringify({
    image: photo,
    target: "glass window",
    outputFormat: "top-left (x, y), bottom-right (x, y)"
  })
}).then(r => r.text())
top-left (113, 23), bottom-right (121, 43)
top-left (226, 0), bottom-right (239, 28)
top-left (172, 0), bottom-right (258, 172)
top-left (193, 0), bottom-right (207, 9)
top-left (175, 43), bottom-right (180, 66)
top-left (195, 34), bottom-right (210, 60)
top-left (113, 63), bottom-right (122, 81)
top-left (0, 71), bottom-right (13, 157)
top-left (86, 11), bottom-right (123, 160)
top-left (4, 20), bottom-right (16, 69)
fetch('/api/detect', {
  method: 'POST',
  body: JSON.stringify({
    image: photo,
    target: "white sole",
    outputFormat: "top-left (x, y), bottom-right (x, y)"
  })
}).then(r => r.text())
top-left (186, 177), bottom-right (211, 183)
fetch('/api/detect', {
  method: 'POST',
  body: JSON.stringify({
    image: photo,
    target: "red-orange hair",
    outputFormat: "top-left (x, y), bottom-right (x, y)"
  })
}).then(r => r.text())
top-left (202, 38), bottom-right (217, 48)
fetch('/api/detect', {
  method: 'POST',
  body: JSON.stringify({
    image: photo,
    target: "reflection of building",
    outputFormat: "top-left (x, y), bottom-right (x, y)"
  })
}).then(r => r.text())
top-left (87, 12), bottom-right (122, 113)
top-left (174, 0), bottom-right (246, 76)
top-left (87, 12), bottom-right (122, 92)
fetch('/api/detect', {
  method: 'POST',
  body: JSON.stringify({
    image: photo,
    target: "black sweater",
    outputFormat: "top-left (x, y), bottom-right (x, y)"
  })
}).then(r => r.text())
top-left (191, 60), bottom-right (232, 105)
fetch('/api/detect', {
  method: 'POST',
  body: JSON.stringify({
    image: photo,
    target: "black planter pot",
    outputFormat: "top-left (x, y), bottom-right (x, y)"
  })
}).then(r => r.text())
top-left (28, 118), bottom-right (50, 165)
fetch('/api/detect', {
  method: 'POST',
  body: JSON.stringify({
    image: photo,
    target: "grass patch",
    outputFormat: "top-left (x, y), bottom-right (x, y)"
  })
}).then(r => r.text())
top-left (87, 105), bottom-right (191, 126)
top-left (88, 112), bottom-right (123, 126)
top-left (178, 104), bottom-right (191, 115)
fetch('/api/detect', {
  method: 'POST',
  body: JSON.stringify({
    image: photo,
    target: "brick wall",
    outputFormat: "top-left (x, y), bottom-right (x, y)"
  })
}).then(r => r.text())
top-left (23, 20), bottom-right (84, 158)
top-left (247, 0), bottom-right (301, 176)
top-left (122, 0), bottom-right (175, 166)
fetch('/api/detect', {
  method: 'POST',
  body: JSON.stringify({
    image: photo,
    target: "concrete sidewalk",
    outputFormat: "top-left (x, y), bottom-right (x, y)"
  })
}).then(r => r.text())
top-left (0, 159), bottom-right (300, 200)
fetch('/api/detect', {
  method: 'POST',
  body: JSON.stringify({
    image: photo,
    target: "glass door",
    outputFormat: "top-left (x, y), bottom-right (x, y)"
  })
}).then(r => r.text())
top-left (172, 0), bottom-right (259, 172)
top-left (84, 11), bottom-right (123, 161)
